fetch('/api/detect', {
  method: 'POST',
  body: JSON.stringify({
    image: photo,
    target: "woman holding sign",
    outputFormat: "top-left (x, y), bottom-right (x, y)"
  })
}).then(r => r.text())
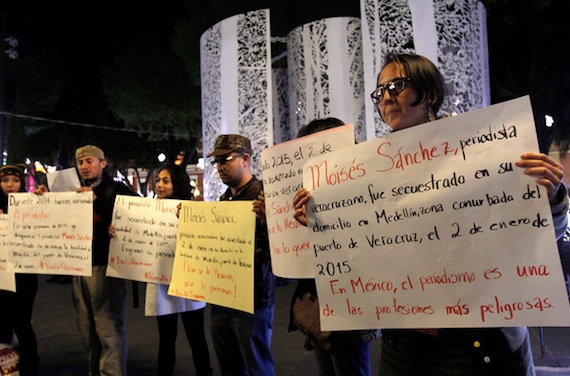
top-left (293, 53), bottom-right (569, 375)
top-left (145, 165), bottom-right (212, 376)
top-left (0, 165), bottom-right (40, 376)
top-left (286, 119), bottom-right (380, 376)
top-left (112, 164), bottom-right (212, 376)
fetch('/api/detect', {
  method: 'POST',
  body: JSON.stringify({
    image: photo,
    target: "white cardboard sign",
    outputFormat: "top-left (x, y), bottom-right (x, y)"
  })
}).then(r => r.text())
top-left (303, 97), bottom-right (570, 330)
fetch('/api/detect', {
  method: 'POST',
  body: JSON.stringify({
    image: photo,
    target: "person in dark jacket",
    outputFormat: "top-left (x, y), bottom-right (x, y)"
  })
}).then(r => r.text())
top-left (293, 53), bottom-right (570, 376)
top-left (0, 165), bottom-right (40, 376)
top-left (208, 134), bottom-right (276, 376)
top-left (291, 119), bottom-right (380, 376)
top-left (35, 145), bottom-right (136, 375)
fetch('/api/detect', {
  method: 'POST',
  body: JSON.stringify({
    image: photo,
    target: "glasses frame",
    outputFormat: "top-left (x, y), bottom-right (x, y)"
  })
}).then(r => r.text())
top-left (370, 77), bottom-right (411, 104)
top-left (211, 153), bottom-right (244, 167)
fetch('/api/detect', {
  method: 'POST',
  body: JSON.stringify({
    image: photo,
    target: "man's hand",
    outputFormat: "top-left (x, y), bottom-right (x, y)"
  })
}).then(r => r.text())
top-left (76, 186), bottom-right (96, 201)
top-left (33, 184), bottom-right (49, 195)
top-left (252, 191), bottom-right (266, 223)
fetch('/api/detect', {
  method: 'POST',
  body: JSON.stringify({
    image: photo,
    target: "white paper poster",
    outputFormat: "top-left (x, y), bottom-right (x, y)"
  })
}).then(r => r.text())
top-left (107, 195), bottom-right (181, 284)
top-left (46, 167), bottom-right (81, 192)
top-left (303, 97), bottom-right (570, 330)
top-left (7, 192), bottom-right (92, 276)
top-left (261, 124), bottom-right (355, 278)
top-left (0, 214), bottom-right (16, 292)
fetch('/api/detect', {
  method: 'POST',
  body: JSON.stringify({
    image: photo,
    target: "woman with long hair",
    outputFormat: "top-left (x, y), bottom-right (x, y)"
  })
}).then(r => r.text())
top-left (143, 165), bottom-right (212, 376)
top-left (0, 165), bottom-right (40, 376)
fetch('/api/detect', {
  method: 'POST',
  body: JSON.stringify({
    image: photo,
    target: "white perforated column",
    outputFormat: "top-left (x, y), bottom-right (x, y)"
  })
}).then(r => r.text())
top-left (287, 17), bottom-right (366, 143)
top-left (200, 9), bottom-right (274, 200)
top-left (361, 0), bottom-right (490, 138)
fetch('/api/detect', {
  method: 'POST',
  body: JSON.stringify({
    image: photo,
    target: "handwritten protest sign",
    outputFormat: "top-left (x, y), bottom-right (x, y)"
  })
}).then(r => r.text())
top-left (302, 96), bottom-right (570, 330)
top-left (107, 195), bottom-right (181, 283)
top-left (7, 192), bottom-right (92, 276)
top-left (169, 201), bottom-right (255, 313)
top-left (261, 124), bottom-right (355, 277)
top-left (0, 214), bottom-right (16, 292)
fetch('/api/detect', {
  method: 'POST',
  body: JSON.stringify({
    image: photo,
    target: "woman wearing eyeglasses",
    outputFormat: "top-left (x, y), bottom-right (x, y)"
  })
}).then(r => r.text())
top-left (294, 53), bottom-right (569, 375)
top-left (370, 54), bottom-right (445, 130)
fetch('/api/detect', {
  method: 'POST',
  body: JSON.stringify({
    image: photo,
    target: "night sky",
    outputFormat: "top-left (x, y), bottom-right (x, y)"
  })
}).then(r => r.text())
top-left (2, 1), bottom-right (570, 159)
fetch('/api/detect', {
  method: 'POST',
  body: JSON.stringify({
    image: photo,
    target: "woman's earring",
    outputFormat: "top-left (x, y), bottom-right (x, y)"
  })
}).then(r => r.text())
top-left (427, 107), bottom-right (435, 122)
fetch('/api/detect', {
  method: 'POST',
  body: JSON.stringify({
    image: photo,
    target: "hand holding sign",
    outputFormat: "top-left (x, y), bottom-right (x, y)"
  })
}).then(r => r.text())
top-left (303, 97), bottom-right (570, 330)
top-left (260, 124), bottom-right (355, 278)
top-left (7, 192), bottom-right (92, 276)
top-left (169, 201), bottom-right (256, 313)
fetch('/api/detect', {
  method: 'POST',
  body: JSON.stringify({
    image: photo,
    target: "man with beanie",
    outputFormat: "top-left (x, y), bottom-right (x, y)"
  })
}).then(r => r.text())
top-left (36, 145), bottom-right (135, 375)
top-left (207, 134), bottom-right (276, 375)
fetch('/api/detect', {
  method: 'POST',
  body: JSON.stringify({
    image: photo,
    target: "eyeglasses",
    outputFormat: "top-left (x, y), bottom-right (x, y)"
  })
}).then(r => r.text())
top-left (370, 78), bottom-right (411, 104)
top-left (211, 153), bottom-right (243, 167)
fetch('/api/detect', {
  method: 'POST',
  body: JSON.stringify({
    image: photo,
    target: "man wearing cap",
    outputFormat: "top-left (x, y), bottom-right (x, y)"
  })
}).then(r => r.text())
top-left (36, 145), bottom-right (135, 375)
top-left (207, 134), bottom-right (276, 375)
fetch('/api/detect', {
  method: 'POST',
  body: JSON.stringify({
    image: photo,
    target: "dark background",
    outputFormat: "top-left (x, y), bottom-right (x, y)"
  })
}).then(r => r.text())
top-left (1, 0), bottom-right (569, 171)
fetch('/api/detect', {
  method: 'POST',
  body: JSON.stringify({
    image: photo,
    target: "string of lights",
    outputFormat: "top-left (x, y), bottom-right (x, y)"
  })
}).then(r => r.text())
top-left (0, 111), bottom-right (197, 138)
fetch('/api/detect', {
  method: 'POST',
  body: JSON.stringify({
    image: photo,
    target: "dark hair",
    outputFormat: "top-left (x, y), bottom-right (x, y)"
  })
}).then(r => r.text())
top-left (155, 164), bottom-right (194, 200)
top-left (297, 117), bottom-right (345, 137)
top-left (382, 53), bottom-right (446, 115)
top-left (0, 191), bottom-right (7, 213)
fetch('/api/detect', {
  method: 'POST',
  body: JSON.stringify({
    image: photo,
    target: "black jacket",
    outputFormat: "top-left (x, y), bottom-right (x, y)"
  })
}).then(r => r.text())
top-left (91, 173), bottom-right (136, 266)
top-left (220, 176), bottom-right (276, 309)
